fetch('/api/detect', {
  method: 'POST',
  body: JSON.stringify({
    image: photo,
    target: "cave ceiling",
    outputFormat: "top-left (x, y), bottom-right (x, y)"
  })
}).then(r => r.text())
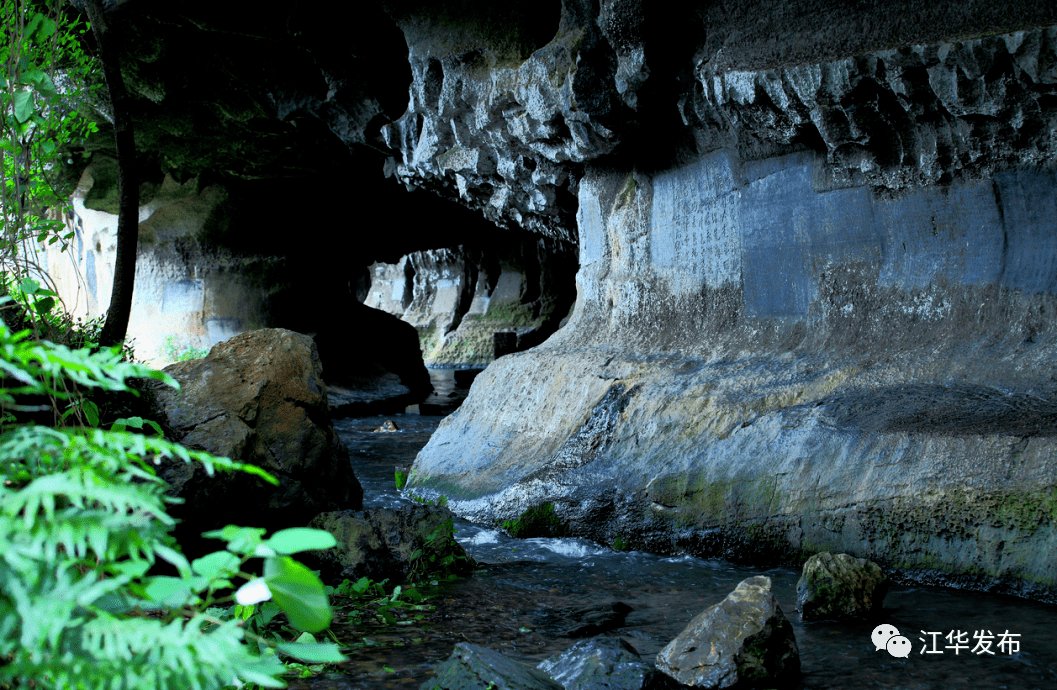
top-left (67, 0), bottom-right (1057, 263)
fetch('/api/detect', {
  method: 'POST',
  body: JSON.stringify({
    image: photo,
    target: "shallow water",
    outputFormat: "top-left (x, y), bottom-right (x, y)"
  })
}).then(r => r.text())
top-left (314, 393), bottom-right (1057, 690)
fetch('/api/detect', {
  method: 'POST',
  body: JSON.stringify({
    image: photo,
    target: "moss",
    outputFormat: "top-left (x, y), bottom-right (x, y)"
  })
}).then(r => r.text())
top-left (614, 173), bottom-right (637, 210)
top-left (501, 502), bottom-right (568, 539)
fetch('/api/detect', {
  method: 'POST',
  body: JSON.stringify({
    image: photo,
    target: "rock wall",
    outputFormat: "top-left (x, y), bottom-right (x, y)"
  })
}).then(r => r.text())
top-left (36, 159), bottom-right (271, 363)
top-left (364, 238), bottom-right (576, 366)
top-left (405, 5), bottom-right (1057, 600)
top-left (56, 0), bottom-right (1057, 599)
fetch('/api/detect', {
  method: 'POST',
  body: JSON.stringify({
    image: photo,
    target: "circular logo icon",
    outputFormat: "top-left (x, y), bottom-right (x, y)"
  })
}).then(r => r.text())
top-left (886, 635), bottom-right (912, 658)
top-left (871, 623), bottom-right (901, 652)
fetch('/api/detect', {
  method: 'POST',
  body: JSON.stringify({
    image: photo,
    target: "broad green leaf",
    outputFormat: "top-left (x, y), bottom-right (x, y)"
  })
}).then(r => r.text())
top-left (18, 278), bottom-right (40, 295)
top-left (263, 556), bottom-right (332, 632)
top-left (264, 527), bottom-right (337, 555)
top-left (33, 296), bottom-right (55, 316)
top-left (81, 399), bottom-right (100, 427)
top-left (191, 550), bottom-right (239, 580)
top-left (143, 576), bottom-right (195, 607)
top-left (24, 12), bottom-right (43, 39)
top-left (276, 642), bottom-right (347, 664)
top-left (351, 576), bottom-right (370, 594)
top-left (259, 601), bottom-right (282, 626)
top-left (36, 72), bottom-right (57, 96)
top-left (13, 91), bottom-right (34, 123)
top-left (203, 525), bottom-right (266, 554)
top-left (154, 542), bottom-right (192, 577)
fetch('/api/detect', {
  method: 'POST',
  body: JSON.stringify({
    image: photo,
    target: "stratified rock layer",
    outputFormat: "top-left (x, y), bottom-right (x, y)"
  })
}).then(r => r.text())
top-left (408, 7), bottom-right (1057, 600)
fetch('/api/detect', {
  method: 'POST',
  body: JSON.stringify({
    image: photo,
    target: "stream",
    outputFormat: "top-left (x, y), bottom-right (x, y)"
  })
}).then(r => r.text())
top-left (298, 370), bottom-right (1057, 690)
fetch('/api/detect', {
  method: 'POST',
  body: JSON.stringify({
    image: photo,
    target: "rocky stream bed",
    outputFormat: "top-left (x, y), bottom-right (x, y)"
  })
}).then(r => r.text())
top-left (286, 372), bottom-right (1057, 690)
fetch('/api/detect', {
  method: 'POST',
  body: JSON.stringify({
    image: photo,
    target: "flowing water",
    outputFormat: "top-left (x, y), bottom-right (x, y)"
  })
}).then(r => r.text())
top-left (297, 369), bottom-right (1057, 690)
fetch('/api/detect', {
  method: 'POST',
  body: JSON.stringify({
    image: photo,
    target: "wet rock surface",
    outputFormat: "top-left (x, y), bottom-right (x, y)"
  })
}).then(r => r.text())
top-left (655, 576), bottom-right (800, 689)
top-left (423, 642), bottom-right (562, 690)
top-left (542, 602), bottom-right (634, 639)
top-left (306, 504), bottom-right (475, 584)
top-left (149, 328), bottom-right (362, 536)
top-left (537, 637), bottom-right (676, 690)
top-left (796, 552), bottom-right (889, 621)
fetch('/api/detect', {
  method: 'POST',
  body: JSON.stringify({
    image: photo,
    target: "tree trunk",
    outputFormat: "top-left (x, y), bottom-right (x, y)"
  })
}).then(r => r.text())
top-left (84, 0), bottom-right (137, 349)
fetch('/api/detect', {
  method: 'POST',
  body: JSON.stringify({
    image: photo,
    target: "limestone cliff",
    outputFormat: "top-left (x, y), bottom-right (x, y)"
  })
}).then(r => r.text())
top-left (55, 0), bottom-right (1057, 599)
top-left (400, 1), bottom-right (1057, 600)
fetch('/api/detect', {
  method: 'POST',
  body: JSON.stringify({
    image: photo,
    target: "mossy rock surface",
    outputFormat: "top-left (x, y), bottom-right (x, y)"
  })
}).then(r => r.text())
top-left (502, 502), bottom-right (569, 538)
top-left (796, 551), bottom-right (889, 621)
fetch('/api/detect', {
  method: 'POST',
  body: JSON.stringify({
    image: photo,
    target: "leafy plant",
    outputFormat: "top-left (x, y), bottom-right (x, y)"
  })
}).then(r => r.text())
top-left (161, 335), bottom-right (210, 363)
top-left (1, 0), bottom-right (102, 282)
top-left (0, 313), bottom-right (344, 689)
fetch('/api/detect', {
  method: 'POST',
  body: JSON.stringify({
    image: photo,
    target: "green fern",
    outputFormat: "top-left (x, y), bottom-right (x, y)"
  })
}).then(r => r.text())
top-left (0, 313), bottom-right (344, 689)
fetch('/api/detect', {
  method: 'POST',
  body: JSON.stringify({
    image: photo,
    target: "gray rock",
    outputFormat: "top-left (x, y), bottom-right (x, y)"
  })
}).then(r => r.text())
top-left (538, 638), bottom-right (675, 690)
top-left (656, 576), bottom-right (800, 689)
top-left (423, 643), bottom-right (561, 690)
top-left (541, 602), bottom-right (634, 638)
top-left (150, 328), bottom-right (362, 534)
top-left (796, 552), bottom-right (889, 620)
top-left (307, 505), bottom-right (475, 584)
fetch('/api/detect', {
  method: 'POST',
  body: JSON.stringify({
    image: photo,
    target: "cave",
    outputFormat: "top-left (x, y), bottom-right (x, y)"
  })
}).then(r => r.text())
top-left (16, 0), bottom-right (1057, 684)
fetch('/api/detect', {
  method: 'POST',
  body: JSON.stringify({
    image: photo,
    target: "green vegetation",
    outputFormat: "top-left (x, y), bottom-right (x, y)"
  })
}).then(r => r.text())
top-left (1, 0), bottom-right (101, 284)
top-left (0, 309), bottom-right (347, 688)
top-left (161, 334), bottom-right (210, 362)
top-left (501, 502), bottom-right (568, 539)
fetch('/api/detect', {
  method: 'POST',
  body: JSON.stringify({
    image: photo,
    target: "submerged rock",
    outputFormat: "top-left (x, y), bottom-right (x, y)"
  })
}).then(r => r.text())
top-left (306, 504), bottom-right (474, 584)
top-left (656, 576), bottom-right (800, 689)
top-left (424, 643), bottom-right (561, 690)
top-left (538, 638), bottom-right (676, 690)
top-left (150, 328), bottom-right (362, 536)
top-left (537, 602), bottom-right (634, 638)
top-left (796, 552), bottom-right (889, 621)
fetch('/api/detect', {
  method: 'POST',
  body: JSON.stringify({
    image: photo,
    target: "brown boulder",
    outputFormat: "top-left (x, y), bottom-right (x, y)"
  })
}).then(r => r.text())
top-left (150, 328), bottom-right (362, 538)
top-left (306, 505), bottom-right (474, 584)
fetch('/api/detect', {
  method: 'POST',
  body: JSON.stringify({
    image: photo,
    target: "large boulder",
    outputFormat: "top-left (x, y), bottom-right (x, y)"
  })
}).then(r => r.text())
top-left (423, 643), bottom-right (562, 690)
top-left (150, 328), bottom-right (362, 538)
top-left (306, 505), bottom-right (474, 584)
top-left (796, 552), bottom-right (889, 621)
top-left (537, 638), bottom-right (676, 690)
top-left (655, 576), bottom-right (800, 689)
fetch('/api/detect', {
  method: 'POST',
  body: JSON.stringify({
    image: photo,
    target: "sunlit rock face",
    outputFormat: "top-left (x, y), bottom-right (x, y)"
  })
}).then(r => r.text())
top-left (37, 160), bottom-right (272, 364)
top-left (364, 238), bottom-right (576, 367)
top-left (406, 2), bottom-right (1057, 600)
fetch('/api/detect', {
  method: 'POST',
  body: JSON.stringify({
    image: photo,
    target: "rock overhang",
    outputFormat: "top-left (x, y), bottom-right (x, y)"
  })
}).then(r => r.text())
top-left (63, 0), bottom-right (1057, 598)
